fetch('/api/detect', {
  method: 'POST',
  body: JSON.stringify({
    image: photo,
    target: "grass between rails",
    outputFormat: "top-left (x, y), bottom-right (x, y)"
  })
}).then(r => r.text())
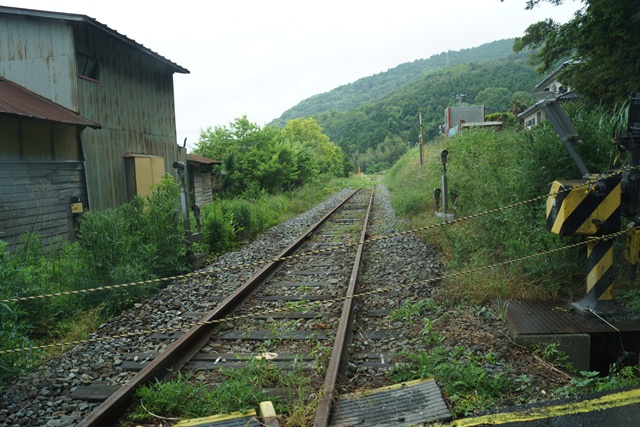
top-left (129, 359), bottom-right (315, 423)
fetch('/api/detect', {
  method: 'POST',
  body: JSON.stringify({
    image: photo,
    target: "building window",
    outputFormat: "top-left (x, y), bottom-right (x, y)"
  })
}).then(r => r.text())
top-left (77, 53), bottom-right (99, 81)
top-left (525, 118), bottom-right (536, 129)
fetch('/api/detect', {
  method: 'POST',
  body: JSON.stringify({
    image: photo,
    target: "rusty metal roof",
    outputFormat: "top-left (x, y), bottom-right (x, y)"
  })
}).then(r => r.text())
top-left (0, 77), bottom-right (100, 128)
top-left (0, 6), bottom-right (189, 74)
top-left (187, 153), bottom-right (221, 165)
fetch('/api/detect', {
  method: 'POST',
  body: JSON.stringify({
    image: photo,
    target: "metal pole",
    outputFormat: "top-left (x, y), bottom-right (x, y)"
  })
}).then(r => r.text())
top-left (419, 112), bottom-right (424, 174)
top-left (572, 238), bottom-right (615, 314)
top-left (441, 150), bottom-right (448, 215)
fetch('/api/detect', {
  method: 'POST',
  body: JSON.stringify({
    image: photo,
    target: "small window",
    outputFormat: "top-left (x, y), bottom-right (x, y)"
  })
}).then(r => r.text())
top-left (77, 53), bottom-right (99, 81)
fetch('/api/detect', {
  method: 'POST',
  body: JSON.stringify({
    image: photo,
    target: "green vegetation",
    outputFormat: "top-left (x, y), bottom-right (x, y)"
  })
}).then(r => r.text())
top-left (0, 173), bottom-right (374, 388)
top-left (533, 343), bottom-right (573, 372)
top-left (389, 343), bottom-right (638, 417)
top-left (389, 346), bottom-right (513, 416)
top-left (556, 367), bottom-right (640, 398)
top-left (384, 102), bottom-right (620, 302)
top-left (389, 300), bottom-right (437, 321)
top-left (268, 40), bottom-right (540, 174)
top-left (0, 177), bottom-right (188, 386)
top-left (271, 39), bottom-right (520, 126)
top-left (130, 359), bottom-right (312, 421)
top-left (198, 174), bottom-right (374, 256)
top-left (514, 0), bottom-right (640, 106)
top-left (195, 116), bottom-right (351, 197)
top-left (314, 58), bottom-right (540, 172)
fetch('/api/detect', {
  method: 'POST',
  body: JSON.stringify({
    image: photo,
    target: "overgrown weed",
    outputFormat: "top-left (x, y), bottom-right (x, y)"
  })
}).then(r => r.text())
top-left (130, 359), bottom-right (313, 423)
top-left (384, 104), bottom-right (616, 304)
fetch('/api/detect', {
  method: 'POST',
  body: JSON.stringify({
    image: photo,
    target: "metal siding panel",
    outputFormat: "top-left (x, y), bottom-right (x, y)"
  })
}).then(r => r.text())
top-left (77, 26), bottom-right (179, 210)
top-left (0, 16), bottom-right (76, 110)
top-left (53, 124), bottom-right (81, 160)
top-left (0, 115), bottom-right (20, 161)
top-left (22, 119), bottom-right (52, 161)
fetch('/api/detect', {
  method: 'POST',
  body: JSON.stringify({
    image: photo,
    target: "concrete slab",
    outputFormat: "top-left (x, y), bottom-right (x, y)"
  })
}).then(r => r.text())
top-left (513, 333), bottom-right (591, 372)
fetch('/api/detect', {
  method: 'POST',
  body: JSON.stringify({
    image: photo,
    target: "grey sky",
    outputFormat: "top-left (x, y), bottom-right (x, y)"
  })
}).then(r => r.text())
top-left (1, 1), bottom-right (581, 149)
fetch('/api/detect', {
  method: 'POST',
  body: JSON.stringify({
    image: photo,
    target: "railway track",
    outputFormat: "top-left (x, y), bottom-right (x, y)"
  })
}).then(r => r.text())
top-left (75, 188), bottom-right (372, 425)
top-left (2, 186), bottom-right (446, 426)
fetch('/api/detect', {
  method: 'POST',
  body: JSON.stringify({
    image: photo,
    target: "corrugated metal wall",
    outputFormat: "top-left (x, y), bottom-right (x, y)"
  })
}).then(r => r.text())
top-left (73, 25), bottom-right (180, 210)
top-left (0, 15), bottom-right (77, 110)
top-left (0, 15), bottom-right (181, 212)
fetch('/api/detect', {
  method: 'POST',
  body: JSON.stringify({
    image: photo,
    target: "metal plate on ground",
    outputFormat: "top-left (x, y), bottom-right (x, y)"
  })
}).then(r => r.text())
top-left (173, 410), bottom-right (260, 427)
top-left (330, 379), bottom-right (451, 427)
top-left (505, 300), bottom-right (640, 335)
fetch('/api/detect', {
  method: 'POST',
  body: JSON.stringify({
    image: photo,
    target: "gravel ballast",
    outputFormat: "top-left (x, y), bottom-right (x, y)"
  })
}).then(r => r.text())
top-left (0, 186), bottom-right (576, 426)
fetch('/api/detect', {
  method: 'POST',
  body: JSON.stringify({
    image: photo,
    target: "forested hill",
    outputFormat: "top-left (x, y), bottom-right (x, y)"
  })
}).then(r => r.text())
top-left (270, 39), bottom-right (519, 127)
top-left (317, 56), bottom-right (539, 161)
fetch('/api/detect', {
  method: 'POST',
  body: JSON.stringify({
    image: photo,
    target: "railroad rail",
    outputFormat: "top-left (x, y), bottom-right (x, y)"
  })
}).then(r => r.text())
top-left (77, 188), bottom-right (373, 426)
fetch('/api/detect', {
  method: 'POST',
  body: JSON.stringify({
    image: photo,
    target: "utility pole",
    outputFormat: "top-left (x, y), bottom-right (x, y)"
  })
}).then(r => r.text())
top-left (419, 112), bottom-right (424, 174)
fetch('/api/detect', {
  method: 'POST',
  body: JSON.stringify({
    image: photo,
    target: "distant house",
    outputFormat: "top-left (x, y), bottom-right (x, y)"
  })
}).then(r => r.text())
top-left (518, 60), bottom-right (579, 129)
top-left (444, 105), bottom-right (502, 136)
top-left (0, 6), bottom-right (190, 248)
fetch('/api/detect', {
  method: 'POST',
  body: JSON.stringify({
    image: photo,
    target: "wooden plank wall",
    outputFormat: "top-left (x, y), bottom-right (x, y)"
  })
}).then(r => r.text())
top-left (0, 161), bottom-right (86, 251)
top-left (193, 170), bottom-right (213, 208)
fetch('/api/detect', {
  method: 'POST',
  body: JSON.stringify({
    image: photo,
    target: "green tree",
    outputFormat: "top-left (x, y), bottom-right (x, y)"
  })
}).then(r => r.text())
top-left (280, 118), bottom-right (349, 178)
top-left (474, 87), bottom-right (511, 113)
top-left (509, 91), bottom-right (536, 115)
top-left (194, 116), bottom-right (349, 196)
top-left (511, 0), bottom-right (640, 106)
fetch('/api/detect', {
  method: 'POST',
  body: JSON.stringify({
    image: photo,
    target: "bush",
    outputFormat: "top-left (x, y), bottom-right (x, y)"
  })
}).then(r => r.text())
top-left (0, 241), bottom-right (42, 385)
top-left (77, 176), bottom-right (188, 312)
top-left (0, 176), bottom-right (190, 387)
top-left (384, 103), bottom-right (616, 302)
top-left (200, 195), bottom-right (279, 255)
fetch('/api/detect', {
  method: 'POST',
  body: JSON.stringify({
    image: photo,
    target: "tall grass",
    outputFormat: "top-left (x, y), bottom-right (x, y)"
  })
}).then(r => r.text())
top-left (200, 174), bottom-right (375, 256)
top-left (0, 177), bottom-right (189, 386)
top-left (385, 103), bottom-right (618, 303)
top-left (0, 173), bottom-right (372, 387)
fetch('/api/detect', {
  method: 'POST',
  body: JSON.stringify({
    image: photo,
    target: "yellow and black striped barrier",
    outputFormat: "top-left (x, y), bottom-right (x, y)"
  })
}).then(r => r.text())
top-left (546, 175), bottom-right (622, 313)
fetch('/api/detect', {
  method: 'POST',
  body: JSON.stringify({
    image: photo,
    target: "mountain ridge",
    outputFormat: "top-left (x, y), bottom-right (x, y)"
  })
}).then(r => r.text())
top-left (270, 38), bottom-right (523, 127)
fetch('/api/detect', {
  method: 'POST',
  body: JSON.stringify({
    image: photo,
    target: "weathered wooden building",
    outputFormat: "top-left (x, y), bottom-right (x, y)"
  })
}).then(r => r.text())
top-left (187, 154), bottom-right (220, 209)
top-left (0, 5), bottom-right (189, 248)
top-left (0, 77), bottom-right (99, 248)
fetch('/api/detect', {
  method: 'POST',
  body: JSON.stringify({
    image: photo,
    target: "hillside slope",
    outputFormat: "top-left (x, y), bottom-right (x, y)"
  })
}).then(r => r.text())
top-left (270, 39), bottom-right (519, 128)
top-left (316, 56), bottom-right (539, 162)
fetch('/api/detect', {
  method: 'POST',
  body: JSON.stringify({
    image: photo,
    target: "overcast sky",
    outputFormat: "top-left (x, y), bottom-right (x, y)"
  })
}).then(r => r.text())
top-left (2, 0), bottom-right (581, 149)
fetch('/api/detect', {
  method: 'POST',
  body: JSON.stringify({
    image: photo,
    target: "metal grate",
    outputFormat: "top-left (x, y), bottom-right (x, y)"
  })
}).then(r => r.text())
top-left (504, 300), bottom-right (640, 335)
top-left (330, 379), bottom-right (450, 427)
top-left (173, 410), bottom-right (261, 427)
